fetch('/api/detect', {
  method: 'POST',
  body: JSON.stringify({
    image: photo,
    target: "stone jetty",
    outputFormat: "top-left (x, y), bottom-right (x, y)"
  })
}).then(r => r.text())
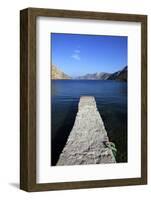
top-left (57, 96), bottom-right (116, 166)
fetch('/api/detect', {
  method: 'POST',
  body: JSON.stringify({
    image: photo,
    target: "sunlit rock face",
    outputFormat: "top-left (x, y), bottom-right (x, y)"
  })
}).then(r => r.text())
top-left (51, 65), bottom-right (71, 80)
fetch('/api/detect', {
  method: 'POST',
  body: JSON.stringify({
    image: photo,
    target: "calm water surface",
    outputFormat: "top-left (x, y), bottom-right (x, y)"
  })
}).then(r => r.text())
top-left (51, 80), bottom-right (127, 165)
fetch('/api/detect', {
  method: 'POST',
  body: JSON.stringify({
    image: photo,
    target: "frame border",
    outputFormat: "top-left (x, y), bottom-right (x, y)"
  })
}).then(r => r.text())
top-left (20, 7), bottom-right (147, 192)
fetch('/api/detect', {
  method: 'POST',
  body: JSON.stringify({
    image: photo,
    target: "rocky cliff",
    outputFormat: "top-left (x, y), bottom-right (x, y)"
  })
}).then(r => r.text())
top-left (51, 65), bottom-right (71, 80)
top-left (107, 66), bottom-right (127, 81)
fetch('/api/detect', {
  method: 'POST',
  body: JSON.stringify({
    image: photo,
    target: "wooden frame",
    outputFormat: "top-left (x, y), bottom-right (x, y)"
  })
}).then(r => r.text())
top-left (20, 7), bottom-right (147, 192)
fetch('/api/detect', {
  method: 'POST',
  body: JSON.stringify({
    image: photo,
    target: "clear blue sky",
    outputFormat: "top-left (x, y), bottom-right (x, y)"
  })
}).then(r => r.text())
top-left (51, 33), bottom-right (127, 77)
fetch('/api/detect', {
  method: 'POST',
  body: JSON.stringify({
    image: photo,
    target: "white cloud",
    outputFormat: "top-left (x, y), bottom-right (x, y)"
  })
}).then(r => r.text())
top-left (74, 49), bottom-right (80, 53)
top-left (71, 54), bottom-right (80, 60)
top-left (71, 49), bottom-right (81, 60)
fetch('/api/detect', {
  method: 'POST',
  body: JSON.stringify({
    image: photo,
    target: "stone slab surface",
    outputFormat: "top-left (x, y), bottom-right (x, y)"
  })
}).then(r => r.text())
top-left (57, 96), bottom-right (116, 166)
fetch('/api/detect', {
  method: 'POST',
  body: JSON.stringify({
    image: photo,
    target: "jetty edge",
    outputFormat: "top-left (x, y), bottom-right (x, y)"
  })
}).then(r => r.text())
top-left (57, 96), bottom-right (116, 166)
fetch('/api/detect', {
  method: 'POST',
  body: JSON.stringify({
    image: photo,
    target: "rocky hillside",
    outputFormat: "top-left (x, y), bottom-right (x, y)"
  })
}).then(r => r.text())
top-left (107, 66), bottom-right (127, 81)
top-left (51, 65), bottom-right (71, 79)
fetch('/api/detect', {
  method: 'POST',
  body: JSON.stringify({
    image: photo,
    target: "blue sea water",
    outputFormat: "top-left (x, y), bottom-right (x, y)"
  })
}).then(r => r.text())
top-left (51, 80), bottom-right (127, 165)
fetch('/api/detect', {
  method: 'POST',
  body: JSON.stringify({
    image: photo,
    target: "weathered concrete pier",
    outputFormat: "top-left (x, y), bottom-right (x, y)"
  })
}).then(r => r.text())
top-left (57, 96), bottom-right (116, 166)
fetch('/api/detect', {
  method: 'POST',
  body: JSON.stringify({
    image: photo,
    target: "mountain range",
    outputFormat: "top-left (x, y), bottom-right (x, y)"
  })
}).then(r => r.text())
top-left (77, 72), bottom-right (111, 80)
top-left (51, 65), bottom-right (127, 81)
top-left (76, 66), bottom-right (127, 81)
